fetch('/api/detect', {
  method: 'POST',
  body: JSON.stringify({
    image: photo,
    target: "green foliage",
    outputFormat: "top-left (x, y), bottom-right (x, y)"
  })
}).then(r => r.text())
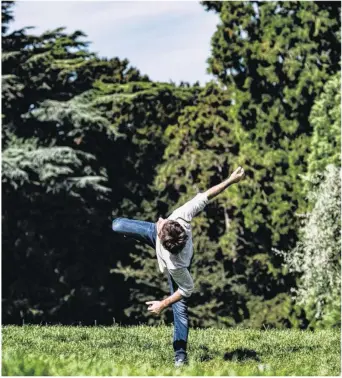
top-left (193, 0), bottom-right (341, 328)
top-left (152, 83), bottom-right (250, 327)
top-left (308, 73), bottom-right (341, 175)
top-left (1, 142), bottom-right (116, 324)
top-left (244, 294), bottom-right (306, 329)
top-left (94, 81), bottom-right (199, 323)
top-left (2, 326), bottom-right (340, 376)
top-left (1, 3), bottom-right (151, 324)
top-left (2, 146), bottom-right (109, 196)
top-left (1, 15), bottom-right (148, 147)
top-left (1, 3), bottom-right (198, 325)
top-left (277, 165), bottom-right (341, 328)
top-left (203, 0), bottom-right (340, 246)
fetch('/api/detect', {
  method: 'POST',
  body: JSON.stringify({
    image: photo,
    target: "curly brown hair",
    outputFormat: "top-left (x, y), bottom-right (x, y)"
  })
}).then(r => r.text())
top-left (159, 220), bottom-right (188, 254)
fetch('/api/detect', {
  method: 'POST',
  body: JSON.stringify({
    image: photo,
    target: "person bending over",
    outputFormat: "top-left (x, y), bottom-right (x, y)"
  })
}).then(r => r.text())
top-left (112, 166), bottom-right (245, 367)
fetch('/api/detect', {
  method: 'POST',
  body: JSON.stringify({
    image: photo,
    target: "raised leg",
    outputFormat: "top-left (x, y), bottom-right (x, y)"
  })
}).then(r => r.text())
top-left (112, 218), bottom-right (156, 249)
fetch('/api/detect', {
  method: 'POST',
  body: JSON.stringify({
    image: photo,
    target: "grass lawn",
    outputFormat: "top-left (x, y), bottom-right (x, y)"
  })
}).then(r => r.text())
top-left (2, 325), bottom-right (340, 376)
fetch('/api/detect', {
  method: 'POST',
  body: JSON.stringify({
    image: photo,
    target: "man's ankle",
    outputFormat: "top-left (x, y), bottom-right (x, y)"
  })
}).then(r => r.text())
top-left (175, 350), bottom-right (187, 360)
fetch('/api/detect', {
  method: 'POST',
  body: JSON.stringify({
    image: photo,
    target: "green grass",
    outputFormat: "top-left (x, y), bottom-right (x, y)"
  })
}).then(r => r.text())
top-left (2, 325), bottom-right (340, 376)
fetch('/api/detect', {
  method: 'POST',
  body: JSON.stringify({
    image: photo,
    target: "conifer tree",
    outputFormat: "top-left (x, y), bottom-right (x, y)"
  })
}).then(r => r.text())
top-left (201, 0), bottom-right (340, 248)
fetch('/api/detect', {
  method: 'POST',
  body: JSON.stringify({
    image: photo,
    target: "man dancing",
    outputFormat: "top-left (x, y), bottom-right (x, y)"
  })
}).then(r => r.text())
top-left (112, 166), bottom-right (245, 367)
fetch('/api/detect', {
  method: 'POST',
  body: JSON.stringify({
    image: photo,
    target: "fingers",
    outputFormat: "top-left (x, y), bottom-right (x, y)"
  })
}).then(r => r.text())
top-left (146, 301), bottom-right (155, 311)
top-left (231, 166), bottom-right (245, 182)
top-left (145, 301), bottom-right (161, 315)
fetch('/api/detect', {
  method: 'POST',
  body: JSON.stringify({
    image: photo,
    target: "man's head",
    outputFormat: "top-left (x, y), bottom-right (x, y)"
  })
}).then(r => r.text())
top-left (157, 217), bottom-right (188, 254)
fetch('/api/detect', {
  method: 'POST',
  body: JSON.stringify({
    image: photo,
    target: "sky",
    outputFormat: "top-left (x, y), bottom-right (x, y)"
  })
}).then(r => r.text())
top-left (9, 1), bottom-right (220, 85)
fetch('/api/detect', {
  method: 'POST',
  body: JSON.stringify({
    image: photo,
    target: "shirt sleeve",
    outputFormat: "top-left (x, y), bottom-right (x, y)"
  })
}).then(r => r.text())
top-left (171, 192), bottom-right (208, 222)
top-left (169, 268), bottom-right (194, 298)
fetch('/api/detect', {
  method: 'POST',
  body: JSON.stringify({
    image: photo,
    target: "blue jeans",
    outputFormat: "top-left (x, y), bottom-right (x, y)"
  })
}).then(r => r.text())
top-left (112, 218), bottom-right (189, 360)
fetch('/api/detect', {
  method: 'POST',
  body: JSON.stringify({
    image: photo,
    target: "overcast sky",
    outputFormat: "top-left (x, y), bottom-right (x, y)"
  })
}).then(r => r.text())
top-left (9, 1), bottom-right (220, 85)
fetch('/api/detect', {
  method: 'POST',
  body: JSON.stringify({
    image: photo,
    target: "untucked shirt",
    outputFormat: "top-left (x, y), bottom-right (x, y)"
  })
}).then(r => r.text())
top-left (156, 192), bottom-right (208, 297)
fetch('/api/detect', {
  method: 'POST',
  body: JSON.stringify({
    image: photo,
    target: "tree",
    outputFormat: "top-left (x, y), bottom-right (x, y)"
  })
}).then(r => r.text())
top-left (189, 1), bottom-right (342, 327)
top-left (1, 2), bottom-right (199, 325)
top-left (201, 1), bottom-right (341, 247)
top-left (1, 3), bottom-right (150, 324)
top-left (275, 71), bottom-right (341, 328)
top-left (2, 144), bottom-right (116, 324)
top-left (2, 2), bottom-right (148, 147)
top-left (276, 165), bottom-right (341, 328)
top-left (86, 80), bottom-right (200, 324)
top-left (307, 73), bottom-right (341, 176)
top-left (149, 83), bottom-right (297, 328)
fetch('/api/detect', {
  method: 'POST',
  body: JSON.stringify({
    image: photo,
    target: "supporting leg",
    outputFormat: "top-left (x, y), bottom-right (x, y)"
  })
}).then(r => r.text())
top-left (168, 274), bottom-right (189, 362)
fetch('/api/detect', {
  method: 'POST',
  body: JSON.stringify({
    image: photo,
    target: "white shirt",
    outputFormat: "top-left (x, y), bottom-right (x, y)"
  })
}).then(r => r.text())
top-left (155, 192), bottom-right (209, 297)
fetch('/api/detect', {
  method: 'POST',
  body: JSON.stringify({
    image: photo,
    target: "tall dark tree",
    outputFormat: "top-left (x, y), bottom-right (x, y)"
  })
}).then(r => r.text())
top-left (1, 2), bottom-right (198, 324)
top-left (2, 3), bottom-right (142, 324)
top-left (2, 146), bottom-right (113, 324)
top-left (201, 0), bottom-right (340, 247)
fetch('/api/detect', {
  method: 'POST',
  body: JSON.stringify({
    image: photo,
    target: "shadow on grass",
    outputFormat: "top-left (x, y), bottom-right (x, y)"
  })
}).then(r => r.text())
top-left (198, 345), bottom-right (217, 362)
top-left (196, 345), bottom-right (262, 363)
top-left (223, 348), bottom-right (261, 362)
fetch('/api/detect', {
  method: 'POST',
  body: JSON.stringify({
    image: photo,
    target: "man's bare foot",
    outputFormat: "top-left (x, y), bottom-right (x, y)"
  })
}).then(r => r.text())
top-left (229, 166), bottom-right (245, 183)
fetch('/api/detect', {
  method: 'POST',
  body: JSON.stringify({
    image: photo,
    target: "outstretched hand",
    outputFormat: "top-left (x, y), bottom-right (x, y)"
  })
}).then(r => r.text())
top-left (146, 300), bottom-right (165, 316)
top-left (229, 166), bottom-right (245, 184)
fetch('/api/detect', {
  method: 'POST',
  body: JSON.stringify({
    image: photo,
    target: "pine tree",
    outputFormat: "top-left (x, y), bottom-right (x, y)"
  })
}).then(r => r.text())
top-left (201, 0), bottom-right (340, 242)
top-left (192, 1), bottom-right (341, 326)
top-left (2, 145), bottom-right (114, 323)
top-left (1, 3), bottom-right (130, 324)
top-left (1, 2), bottom-right (199, 324)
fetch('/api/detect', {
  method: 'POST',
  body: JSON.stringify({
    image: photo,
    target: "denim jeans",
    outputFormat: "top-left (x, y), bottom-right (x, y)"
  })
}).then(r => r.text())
top-left (112, 217), bottom-right (189, 360)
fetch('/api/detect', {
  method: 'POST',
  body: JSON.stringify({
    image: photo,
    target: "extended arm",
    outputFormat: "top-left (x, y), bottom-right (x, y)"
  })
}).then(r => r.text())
top-left (205, 166), bottom-right (245, 200)
top-left (146, 290), bottom-right (183, 315)
top-left (146, 268), bottom-right (193, 315)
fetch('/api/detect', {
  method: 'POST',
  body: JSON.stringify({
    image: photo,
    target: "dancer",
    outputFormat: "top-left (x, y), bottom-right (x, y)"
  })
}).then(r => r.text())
top-left (112, 166), bottom-right (245, 367)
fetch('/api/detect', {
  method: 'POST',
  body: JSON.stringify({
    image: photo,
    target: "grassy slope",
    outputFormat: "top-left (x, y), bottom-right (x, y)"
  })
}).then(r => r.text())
top-left (2, 325), bottom-right (340, 376)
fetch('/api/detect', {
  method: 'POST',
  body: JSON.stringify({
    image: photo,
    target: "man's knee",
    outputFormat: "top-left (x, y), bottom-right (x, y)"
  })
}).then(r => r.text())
top-left (173, 301), bottom-right (188, 321)
top-left (112, 218), bottom-right (124, 232)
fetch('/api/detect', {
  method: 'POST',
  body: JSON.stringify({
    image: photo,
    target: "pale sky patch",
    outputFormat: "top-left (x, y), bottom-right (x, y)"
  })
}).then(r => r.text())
top-left (9, 1), bottom-right (220, 84)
